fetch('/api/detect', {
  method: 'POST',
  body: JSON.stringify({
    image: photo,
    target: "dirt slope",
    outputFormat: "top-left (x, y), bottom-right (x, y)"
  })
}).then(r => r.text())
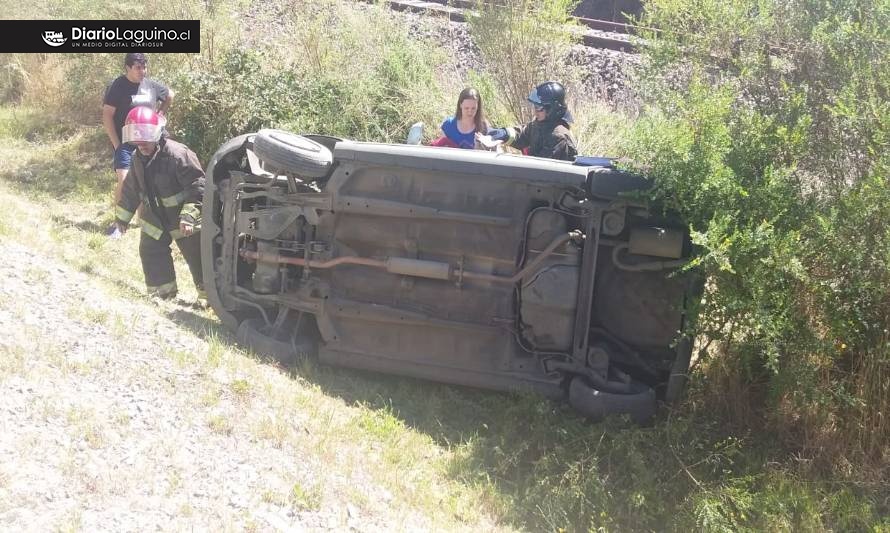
top-left (0, 231), bottom-right (497, 531)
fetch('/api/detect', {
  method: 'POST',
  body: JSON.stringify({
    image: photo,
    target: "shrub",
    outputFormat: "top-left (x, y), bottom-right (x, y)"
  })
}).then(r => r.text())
top-left (625, 0), bottom-right (890, 477)
top-left (167, 1), bottom-right (450, 161)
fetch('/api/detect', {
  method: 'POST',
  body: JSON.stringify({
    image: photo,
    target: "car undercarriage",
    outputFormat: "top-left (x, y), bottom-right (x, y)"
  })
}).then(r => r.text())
top-left (201, 130), bottom-right (698, 421)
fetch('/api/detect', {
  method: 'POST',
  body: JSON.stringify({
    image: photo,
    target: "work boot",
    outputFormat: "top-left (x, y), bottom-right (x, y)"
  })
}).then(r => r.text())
top-left (147, 281), bottom-right (177, 301)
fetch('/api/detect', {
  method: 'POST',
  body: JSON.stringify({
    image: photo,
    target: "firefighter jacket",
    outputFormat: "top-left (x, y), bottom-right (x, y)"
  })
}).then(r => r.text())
top-left (115, 138), bottom-right (205, 240)
top-left (505, 119), bottom-right (578, 161)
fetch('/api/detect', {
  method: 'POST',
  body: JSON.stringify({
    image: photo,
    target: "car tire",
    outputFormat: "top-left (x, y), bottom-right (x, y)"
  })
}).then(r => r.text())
top-left (236, 318), bottom-right (316, 365)
top-left (568, 376), bottom-right (656, 423)
top-left (253, 129), bottom-right (333, 178)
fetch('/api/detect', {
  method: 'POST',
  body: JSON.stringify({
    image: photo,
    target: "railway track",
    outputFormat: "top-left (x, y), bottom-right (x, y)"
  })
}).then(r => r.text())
top-left (367, 0), bottom-right (643, 52)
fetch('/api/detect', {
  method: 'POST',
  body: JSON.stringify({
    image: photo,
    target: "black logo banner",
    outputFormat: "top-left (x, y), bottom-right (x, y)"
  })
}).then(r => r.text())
top-left (0, 20), bottom-right (200, 53)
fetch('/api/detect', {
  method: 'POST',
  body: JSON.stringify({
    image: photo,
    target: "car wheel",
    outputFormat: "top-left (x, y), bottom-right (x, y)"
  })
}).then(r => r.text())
top-left (253, 129), bottom-right (333, 178)
top-left (236, 318), bottom-right (316, 365)
top-left (568, 376), bottom-right (656, 423)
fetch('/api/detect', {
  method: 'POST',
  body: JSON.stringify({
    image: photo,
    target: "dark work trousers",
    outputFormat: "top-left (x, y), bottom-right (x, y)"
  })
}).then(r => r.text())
top-left (139, 230), bottom-right (203, 298)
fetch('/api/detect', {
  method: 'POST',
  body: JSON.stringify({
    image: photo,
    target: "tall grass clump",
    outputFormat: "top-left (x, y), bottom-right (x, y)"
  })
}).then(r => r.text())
top-left (466, 0), bottom-right (633, 156)
top-left (280, 1), bottom-right (448, 139)
top-left (169, 1), bottom-right (449, 160)
top-left (623, 0), bottom-right (890, 479)
top-left (467, 0), bottom-right (582, 124)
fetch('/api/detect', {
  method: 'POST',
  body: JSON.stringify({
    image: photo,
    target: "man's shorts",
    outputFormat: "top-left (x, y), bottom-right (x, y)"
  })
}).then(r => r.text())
top-left (113, 143), bottom-right (137, 171)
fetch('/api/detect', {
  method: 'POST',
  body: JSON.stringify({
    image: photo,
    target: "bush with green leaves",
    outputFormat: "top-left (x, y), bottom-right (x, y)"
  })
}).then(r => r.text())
top-left (167, 2), bottom-right (448, 161)
top-left (467, 0), bottom-right (582, 124)
top-left (624, 0), bottom-right (889, 476)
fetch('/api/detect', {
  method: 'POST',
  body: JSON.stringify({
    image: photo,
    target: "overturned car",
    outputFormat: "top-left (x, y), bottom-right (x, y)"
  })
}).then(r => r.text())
top-left (202, 130), bottom-right (698, 421)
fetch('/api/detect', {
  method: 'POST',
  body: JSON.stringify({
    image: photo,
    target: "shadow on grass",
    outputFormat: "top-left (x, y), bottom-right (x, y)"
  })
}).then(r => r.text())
top-left (50, 213), bottom-right (107, 234)
top-left (47, 231), bottom-right (673, 530)
top-left (164, 306), bottom-right (238, 345)
top-left (178, 309), bottom-right (543, 443)
top-left (0, 127), bottom-right (111, 201)
top-left (158, 303), bottom-right (688, 530)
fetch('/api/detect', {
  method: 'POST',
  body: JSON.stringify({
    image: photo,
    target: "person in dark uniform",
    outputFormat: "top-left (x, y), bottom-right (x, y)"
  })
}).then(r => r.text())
top-left (487, 81), bottom-right (578, 161)
top-left (111, 107), bottom-right (204, 301)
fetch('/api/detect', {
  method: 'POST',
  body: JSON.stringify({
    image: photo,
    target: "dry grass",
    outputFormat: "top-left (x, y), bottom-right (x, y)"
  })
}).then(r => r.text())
top-left (0, 163), bottom-right (513, 529)
top-left (572, 97), bottom-right (636, 156)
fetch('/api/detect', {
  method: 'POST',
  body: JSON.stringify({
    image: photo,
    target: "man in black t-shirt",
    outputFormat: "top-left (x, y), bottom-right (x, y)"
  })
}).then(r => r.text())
top-left (102, 53), bottom-right (174, 210)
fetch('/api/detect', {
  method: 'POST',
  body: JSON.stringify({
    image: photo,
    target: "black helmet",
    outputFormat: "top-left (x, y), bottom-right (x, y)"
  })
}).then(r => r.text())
top-left (527, 81), bottom-right (568, 121)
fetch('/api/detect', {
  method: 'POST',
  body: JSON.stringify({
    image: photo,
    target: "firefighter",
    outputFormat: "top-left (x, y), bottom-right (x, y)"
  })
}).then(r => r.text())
top-left (486, 81), bottom-right (578, 161)
top-left (111, 107), bottom-right (205, 301)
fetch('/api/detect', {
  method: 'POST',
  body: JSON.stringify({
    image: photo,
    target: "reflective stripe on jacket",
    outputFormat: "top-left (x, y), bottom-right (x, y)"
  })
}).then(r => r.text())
top-left (115, 138), bottom-right (205, 240)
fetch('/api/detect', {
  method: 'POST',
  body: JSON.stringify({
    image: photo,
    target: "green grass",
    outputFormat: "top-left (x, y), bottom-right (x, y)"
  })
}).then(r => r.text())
top-left (65, 406), bottom-right (105, 449)
top-left (0, 345), bottom-right (27, 379)
top-left (56, 510), bottom-right (83, 533)
top-left (166, 347), bottom-right (196, 368)
top-left (229, 378), bottom-right (252, 399)
top-left (207, 414), bottom-right (234, 436)
top-left (289, 482), bottom-right (322, 511)
top-left (0, 119), bottom-right (110, 202)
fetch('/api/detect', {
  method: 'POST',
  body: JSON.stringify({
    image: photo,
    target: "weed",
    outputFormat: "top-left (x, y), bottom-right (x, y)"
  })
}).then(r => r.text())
top-left (76, 258), bottom-right (97, 275)
top-left (239, 517), bottom-right (261, 533)
top-left (166, 347), bottom-right (194, 368)
top-left (112, 409), bottom-right (131, 429)
top-left (345, 486), bottom-right (370, 510)
top-left (260, 489), bottom-right (288, 506)
top-left (86, 233), bottom-right (105, 251)
top-left (178, 502), bottom-right (194, 518)
top-left (23, 265), bottom-right (49, 284)
top-left (0, 345), bottom-right (26, 378)
top-left (208, 414), bottom-right (233, 436)
top-left (289, 482), bottom-right (322, 511)
top-left (354, 402), bottom-right (405, 442)
top-left (252, 412), bottom-right (295, 449)
top-left (65, 406), bottom-right (104, 449)
top-left (205, 330), bottom-right (228, 368)
top-left (468, 0), bottom-right (581, 124)
top-left (166, 468), bottom-right (183, 496)
top-left (70, 304), bottom-right (110, 326)
top-left (230, 378), bottom-right (251, 399)
top-left (200, 386), bottom-right (221, 407)
top-left (56, 509), bottom-right (83, 533)
top-left (109, 314), bottom-right (130, 340)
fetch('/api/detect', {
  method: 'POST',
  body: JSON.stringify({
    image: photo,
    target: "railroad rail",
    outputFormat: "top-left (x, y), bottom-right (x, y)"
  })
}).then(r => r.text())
top-left (363, 0), bottom-right (645, 52)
